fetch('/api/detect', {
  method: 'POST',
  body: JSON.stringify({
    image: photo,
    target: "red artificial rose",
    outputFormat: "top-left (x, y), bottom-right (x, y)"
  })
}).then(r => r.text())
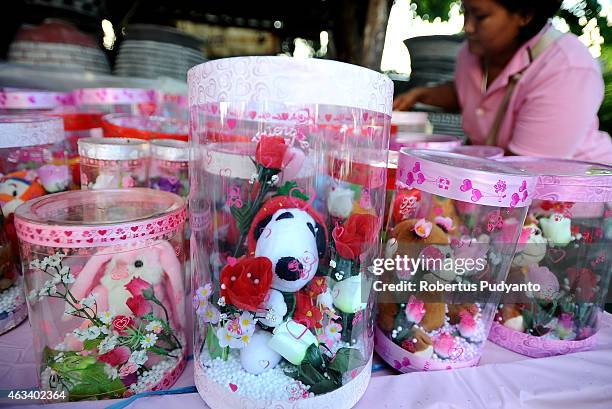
top-left (255, 136), bottom-right (288, 169)
top-left (220, 257), bottom-right (273, 311)
top-left (306, 276), bottom-right (327, 299)
top-left (125, 277), bottom-right (151, 297)
top-left (401, 338), bottom-right (416, 353)
top-left (126, 295), bottom-right (151, 317)
top-left (567, 267), bottom-right (599, 302)
top-left (112, 315), bottom-right (135, 335)
top-left (98, 346), bottom-right (130, 367)
top-left (332, 213), bottom-right (379, 260)
top-left (293, 291), bottom-right (323, 329)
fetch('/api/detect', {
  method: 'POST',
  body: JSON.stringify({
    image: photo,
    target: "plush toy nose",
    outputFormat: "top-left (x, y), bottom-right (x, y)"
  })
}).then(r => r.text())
top-left (275, 257), bottom-right (304, 281)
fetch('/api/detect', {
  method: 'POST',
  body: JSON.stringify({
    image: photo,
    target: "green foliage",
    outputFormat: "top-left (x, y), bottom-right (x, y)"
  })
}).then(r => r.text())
top-left (599, 45), bottom-right (612, 135)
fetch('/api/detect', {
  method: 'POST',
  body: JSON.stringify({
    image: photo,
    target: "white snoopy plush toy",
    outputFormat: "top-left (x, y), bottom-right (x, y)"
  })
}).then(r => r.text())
top-left (240, 195), bottom-right (327, 374)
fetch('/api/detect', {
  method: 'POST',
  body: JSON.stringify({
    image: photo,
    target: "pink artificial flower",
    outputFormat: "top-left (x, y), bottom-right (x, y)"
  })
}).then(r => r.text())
top-left (119, 361), bottom-right (138, 378)
top-left (98, 346), bottom-right (130, 367)
top-left (458, 311), bottom-right (477, 339)
top-left (404, 296), bottom-right (426, 324)
top-left (433, 333), bottom-right (455, 359)
top-left (125, 277), bottom-right (152, 298)
top-left (413, 219), bottom-right (432, 238)
top-left (434, 216), bottom-right (453, 233)
top-left (126, 294), bottom-right (151, 316)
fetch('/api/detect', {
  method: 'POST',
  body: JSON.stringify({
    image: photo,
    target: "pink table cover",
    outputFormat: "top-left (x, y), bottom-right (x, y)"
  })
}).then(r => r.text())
top-left (2, 313), bottom-right (612, 409)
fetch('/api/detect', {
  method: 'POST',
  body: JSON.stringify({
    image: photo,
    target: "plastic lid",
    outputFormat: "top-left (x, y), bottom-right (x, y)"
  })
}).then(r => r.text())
top-left (151, 139), bottom-right (189, 161)
top-left (498, 156), bottom-right (612, 202)
top-left (78, 137), bottom-right (150, 160)
top-left (0, 115), bottom-right (64, 148)
top-left (451, 145), bottom-right (505, 159)
top-left (397, 149), bottom-right (537, 208)
top-left (392, 111), bottom-right (429, 125)
top-left (101, 114), bottom-right (188, 141)
top-left (0, 90), bottom-right (71, 109)
top-left (73, 88), bottom-right (156, 105)
top-left (14, 188), bottom-right (186, 248)
top-left (188, 56), bottom-right (394, 116)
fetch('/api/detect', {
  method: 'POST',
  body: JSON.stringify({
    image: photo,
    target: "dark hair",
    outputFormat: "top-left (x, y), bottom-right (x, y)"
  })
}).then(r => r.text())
top-left (494, 0), bottom-right (562, 43)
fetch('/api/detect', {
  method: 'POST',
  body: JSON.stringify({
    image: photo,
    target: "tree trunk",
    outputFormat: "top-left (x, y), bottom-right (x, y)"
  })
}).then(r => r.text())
top-left (361, 0), bottom-right (391, 70)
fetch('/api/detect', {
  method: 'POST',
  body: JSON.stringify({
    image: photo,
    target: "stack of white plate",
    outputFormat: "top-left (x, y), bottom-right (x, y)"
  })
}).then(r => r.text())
top-left (114, 25), bottom-right (206, 81)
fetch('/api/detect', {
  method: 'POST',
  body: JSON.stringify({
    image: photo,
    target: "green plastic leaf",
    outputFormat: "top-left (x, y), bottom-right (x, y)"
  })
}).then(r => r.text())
top-left (274, 181), bottom-right (310, 201)
top-left (206, 323), bottom-right (225, 360)
top-left (281, 292), bottom-right (297, 321)
top-left (303, 344), bottom-right (324, 369)
top-left (328, 348), bottom-right (366, 373)
top-left (83, 339), bottom-right (101, 351)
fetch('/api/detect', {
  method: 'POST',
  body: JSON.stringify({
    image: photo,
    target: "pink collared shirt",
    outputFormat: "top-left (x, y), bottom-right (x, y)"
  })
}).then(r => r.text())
top-left (455, 25), bottom-right (612, 164)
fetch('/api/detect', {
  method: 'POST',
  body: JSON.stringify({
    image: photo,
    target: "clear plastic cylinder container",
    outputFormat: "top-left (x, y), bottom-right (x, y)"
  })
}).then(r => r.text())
top-left (15, 188), bottom-right (188, 401)
top-left (0, 116), bottom-right (70, 215)
top-left (189, 56), bottom-right (392, 408)
top-left (149, 140), bottom-right (189, 197)
top-left (72, 88), bottom-right (156, 116)
top-left (391, 111), bottom-right (432, 136)
top-left (101, 114), bottom-right (188, 142)
top-left (390, 133), bottom-right (463, 152)
top-left (154, 92), bottom-right (188, 121)
top-left (78, 137), bottom-right (150, 190)
top-left (450, 145), bottom-right (504, 159)
top-left (0, 212), bottom-right (27, 334)
top-left (376, 149), bottom-right (537, 372)
top-left (489, 157), bottom-right (612, 357)
top-left (0, 90), bottom-right (70, 115)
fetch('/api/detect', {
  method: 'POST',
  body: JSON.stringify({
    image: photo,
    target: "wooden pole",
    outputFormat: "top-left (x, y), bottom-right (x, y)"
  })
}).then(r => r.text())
top-left (361, 0), bottom-right (391, 70)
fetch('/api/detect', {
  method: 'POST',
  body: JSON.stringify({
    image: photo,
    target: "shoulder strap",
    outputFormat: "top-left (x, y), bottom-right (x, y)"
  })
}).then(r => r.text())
top-left (485, 27), bottom-right (563, 146)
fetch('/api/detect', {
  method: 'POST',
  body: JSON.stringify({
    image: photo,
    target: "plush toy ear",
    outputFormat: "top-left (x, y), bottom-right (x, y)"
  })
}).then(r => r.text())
top-left (253, 215), bottom-right (273, 242)
top-left (70, 248), bottom-right (116, 302)
top-left (153, 240), bottom-right (184, 326)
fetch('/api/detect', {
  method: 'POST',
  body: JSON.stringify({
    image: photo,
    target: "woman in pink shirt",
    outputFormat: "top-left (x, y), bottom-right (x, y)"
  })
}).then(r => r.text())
top-left (394, 0), bottom-right (612, 163)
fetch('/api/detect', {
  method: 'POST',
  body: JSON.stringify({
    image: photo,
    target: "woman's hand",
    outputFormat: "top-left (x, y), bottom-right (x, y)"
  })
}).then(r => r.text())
top-left (393, 88), bottom-right (425, 111)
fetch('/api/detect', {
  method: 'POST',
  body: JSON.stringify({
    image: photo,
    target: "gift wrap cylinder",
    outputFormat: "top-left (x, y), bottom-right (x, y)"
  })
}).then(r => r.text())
top-left (0, 212), bottom-right (27, 334)
top-left (72, 88), bottom-right (156, 117)
top-left (376, 149), bottom-right (537, 372)
top-left (78, 137), bottom-right (150, 190)
top-left (14, 188), bottom-right (188, 402)
top-left (0, 90), bottom-right (70, 115)
top-left (149, 139), bottom-right (189, 198)
top-left (101, 113), bottom-right (188, 142)
top-left (488, 157), bottom-right (612, 357)
top-left (188, 56), bottom-right (393, 408)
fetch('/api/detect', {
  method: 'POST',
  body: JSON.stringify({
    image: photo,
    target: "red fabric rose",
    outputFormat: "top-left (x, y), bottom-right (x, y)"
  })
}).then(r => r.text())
top-left (112, 315), bottom-right (135, 335)
top-left (567, 267), bottom-right (599, 302)
top-left (255, 136), bottom-right (288, 169)
top-left (332, 214), bottom-right (379, 260)
top-left (98, 346), bottom-right (130, 367)
top-left (125, 277), bottom-right (151, 297)
top-left (293, 291), bottom-right (323, 329)
top-left (220, 257), bottom-right (273, 311)
top-left (126, 295), bottom-right (151, 317)
top-left (306, 276), bottom-right (327, 299)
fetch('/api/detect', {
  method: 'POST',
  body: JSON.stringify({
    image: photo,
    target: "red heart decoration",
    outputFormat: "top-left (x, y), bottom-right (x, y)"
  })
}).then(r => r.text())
top-left (248, 111), bottom-right (257, 119)
top-left (229, 383), bottom-right (238, 392)
top-left (53, 238), bottom-right (60, 243)
top-left (227, 119), bottom-right (237, 129)
top-left (98, 230), bottom-right (107, 235)
top-left (131, 226), bottom-right (138, 232)
top-left (157, 221), bottom-right (164, 226)
top-left (325, 114), bottom-right (332, 122)
top-left (281, 112), bottom-right (289, 120)
top-left (120, 235), bottom-right (127, 240)
top-left (64, 231), bottom-right (72, 236)
top-left (86, 238), bottom-right (94, 243)
top-left (36, 229), bottom-right (42, 234)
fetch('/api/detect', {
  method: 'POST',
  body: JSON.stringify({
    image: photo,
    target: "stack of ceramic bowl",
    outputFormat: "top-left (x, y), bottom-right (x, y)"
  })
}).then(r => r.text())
top-left (114, 24), bottom-right (206, 81)
top-left (8, 19), bottom-right (111, 74)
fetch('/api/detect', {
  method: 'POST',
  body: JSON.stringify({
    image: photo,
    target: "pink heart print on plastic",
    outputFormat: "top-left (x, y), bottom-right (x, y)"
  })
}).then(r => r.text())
top-left (470, 189), bottom-right (483, 202)
top-left (548, 248), bottom-right (566, 264)
top-left (460, 179), bottom-right (473, 192)
top-left (519, 180), bottom-right (527, 192)
top-left (405, 162), bottom-right (425, 186)
top-left (393, 357), bottom-right (411, 370)
top-left (286, 320), bottom-right (309, 340)
top-left (510, 193), bottom-right (520, 208)
top-left (229, 383), bottom-right (238, 392)
top-left (248, 111), bottom-right (257, 120)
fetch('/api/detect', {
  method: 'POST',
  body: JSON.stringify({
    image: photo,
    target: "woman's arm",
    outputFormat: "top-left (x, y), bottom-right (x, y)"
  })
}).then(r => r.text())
top-left (393, 82), bottom-right (460, 112)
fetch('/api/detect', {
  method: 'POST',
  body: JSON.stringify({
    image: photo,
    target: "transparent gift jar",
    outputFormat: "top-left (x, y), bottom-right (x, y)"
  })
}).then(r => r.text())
top-left (390, 133), bottom-right (462, 152)
top-left (78, 137), bottom-right (150, 190)
top-left (101, 114), bottom-right (188, 142)
top-left (488, 157), bottom-right (612, 357)
top-left (15, 189), bottom-right (188, 401)
top-left (189, 56), bottom-right (393, 408)
top-left (375, 149), bottom-right (537, 372)
top-left (0, 212), bottom-right (28, 334)
top-left (154, 92), bottom-right (188, 121)
top-left (0, 115), bottom-right (71, 220)
top-left (0, 90), bottom-right (70, 115)
top-left (72, 88), bottom-right (156, 117)
top-left (149, 139), bottom-right (189, 197)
